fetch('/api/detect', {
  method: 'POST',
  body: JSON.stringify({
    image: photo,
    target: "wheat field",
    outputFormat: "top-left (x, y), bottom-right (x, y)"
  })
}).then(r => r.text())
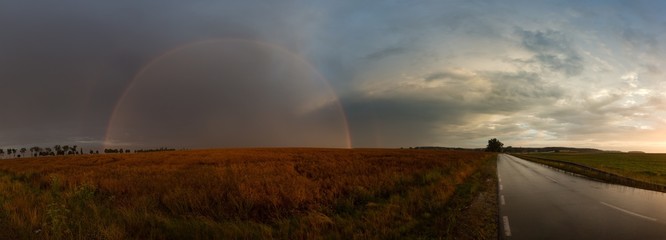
top-left (0, 148), bottom-right (495, 239)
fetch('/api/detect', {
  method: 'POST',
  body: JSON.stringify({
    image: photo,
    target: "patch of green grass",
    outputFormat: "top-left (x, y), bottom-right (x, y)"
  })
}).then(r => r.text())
top-left (519, 152), bottom-right (666, 186)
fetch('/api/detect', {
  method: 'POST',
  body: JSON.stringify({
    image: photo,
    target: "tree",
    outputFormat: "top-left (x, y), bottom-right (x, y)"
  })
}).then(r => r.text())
top-left (485, 138), bottom-right (504, 152)
top-left (30, 146), bottom-right (41, 157)
top-left (20, 148), bottom-right (27, 157)
top-left (45, 148), bottom-right (54, 156)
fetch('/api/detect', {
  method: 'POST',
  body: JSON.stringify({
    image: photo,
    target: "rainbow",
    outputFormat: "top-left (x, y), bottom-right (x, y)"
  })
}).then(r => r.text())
top-left (104, 38), bottom-right (352, 149)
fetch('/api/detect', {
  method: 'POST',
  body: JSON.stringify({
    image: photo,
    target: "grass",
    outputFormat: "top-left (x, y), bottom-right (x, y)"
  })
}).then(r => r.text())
top-left (517, 152), bottom-right (666, 189)
top-left (0, 148), bottom-right (496, 239)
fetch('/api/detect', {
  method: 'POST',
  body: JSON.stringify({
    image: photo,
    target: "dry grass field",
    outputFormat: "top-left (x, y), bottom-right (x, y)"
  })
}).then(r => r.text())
top-left (0, 148), bottom-right (496, 239)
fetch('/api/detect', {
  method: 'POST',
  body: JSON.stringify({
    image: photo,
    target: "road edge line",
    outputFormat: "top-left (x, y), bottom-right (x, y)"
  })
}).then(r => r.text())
top-left (600, 201), bottom-right (658, 222)
top-left (502, 216), bottom-right (512, 236)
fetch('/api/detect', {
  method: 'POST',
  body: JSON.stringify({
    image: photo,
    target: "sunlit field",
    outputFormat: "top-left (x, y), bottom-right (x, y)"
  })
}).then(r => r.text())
top-left (0, 148), bottom-right (496, 239)
top-left (520, 152), bottom-right (666, 186)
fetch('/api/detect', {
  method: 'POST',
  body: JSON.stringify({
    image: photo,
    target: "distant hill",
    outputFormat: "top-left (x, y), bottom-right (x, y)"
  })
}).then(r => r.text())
top-left (411, 146), bottom-right (479, 151)
top-left (503, 146), bottom-right (603, 153)
top-left (411, 146), bottom-right (604, 153)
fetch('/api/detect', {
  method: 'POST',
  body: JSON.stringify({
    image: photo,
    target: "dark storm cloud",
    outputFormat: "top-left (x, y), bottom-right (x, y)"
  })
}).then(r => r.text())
top-left (0, 0), bottom-right (327, 148)
top-left (342, 96), bottom-right (468, 147)
top-left (105, 39), bottom-right (351, 149)
top-left (516, 29), bottom-right (584, 76)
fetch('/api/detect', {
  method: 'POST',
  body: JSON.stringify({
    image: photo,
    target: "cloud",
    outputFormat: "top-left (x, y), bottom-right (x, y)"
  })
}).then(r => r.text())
top-left (423, 70), bottom-right (474, 82)
top-left (516, 29), bottom-right (584, 76)
top-left (363, 47), bottom-right (408, 61)
top-left (342, 96), bottom-right (470, 147)
top-left (621, 27), bottom-right (659, 54)
top-left (479, 71), bottom-right (563, 111)
top-left (342, 68), bottom-right (566, 147)
top-left (2, 0), bottom-right (666, 152)
top-left (524, 85), bottom-right (666, 144)
top-left (0, 0), bottom-right (337, 148)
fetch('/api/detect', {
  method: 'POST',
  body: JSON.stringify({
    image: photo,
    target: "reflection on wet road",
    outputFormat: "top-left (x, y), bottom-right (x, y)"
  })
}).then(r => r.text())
top-left (498, 154), bottom-right (666, 240)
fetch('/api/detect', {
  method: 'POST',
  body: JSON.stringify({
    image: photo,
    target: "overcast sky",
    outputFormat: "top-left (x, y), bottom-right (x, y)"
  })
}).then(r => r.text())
top-left (1, 0), bottom-right (666, 152)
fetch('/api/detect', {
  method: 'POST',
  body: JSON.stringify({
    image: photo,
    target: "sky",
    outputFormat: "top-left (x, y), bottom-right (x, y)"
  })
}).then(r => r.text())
top-left (1, 0), bottom-right (666, 152)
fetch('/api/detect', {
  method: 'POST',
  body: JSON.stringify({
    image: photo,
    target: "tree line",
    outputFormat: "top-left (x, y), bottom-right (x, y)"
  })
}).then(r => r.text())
top-left (0, 145), bottom-right (177, 159)
top-left (0, 145), bottom-right (83, 158)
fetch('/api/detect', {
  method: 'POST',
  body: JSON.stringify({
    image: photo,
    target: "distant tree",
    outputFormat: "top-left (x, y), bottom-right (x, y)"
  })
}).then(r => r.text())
top-left (485, 138), bottom-right (504, 152)
top-left (89, 150), bottom-right (94, 154)
top-left (20, 148), bottom-right (27, 157)
top-left (30, 146), bottom-right (40, 157)
top-left (0, 149), bottom-right (4, 158)
top-left (71, 145), bottom-right (78, 155)
top-left (54, 145), bottom-right (62, 155)
top-left (45, 148), bottom-right (54, 156)
top-left (63, 145), bottom-right (70, 155)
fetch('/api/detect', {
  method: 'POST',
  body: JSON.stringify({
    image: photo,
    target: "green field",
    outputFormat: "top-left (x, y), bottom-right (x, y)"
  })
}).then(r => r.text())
top-left (520, 152), bottom-right (666, 186)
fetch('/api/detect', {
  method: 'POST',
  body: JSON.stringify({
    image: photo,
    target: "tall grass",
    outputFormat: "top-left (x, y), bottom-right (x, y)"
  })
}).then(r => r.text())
top-left (0, 148), bottom-right (494, 239)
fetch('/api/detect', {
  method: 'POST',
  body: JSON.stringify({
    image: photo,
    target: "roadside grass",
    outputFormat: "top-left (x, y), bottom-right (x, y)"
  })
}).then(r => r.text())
top-left (406, 152), bottom-right (498, 240)
top-left (516, 152), bottom-right (666, 190)
top-left (0, 148), bottom-right (496, 239)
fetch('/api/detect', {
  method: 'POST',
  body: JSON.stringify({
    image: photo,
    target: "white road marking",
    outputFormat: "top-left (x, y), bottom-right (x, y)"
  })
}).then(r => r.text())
top-left (545, 176), bottom-right (558, 183)
top-left (499, 184), bottom-right (503, 191)
top-left (503, 216), bottom-right (512, 236)
top-left (499, 177), bottom-right (502, 182)
top-left (501, 195), bottom-right (506, 205)
top-left (600, 202), bottom-right (658, 222)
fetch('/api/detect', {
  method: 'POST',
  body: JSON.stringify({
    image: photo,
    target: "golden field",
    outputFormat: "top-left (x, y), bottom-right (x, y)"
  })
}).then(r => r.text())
top-left (0, 148), bottom-right (496, 239)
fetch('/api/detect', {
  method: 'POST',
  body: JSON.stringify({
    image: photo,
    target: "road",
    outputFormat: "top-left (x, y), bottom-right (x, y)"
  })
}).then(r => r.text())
top-left (498, 154), bottom-right (666, 240)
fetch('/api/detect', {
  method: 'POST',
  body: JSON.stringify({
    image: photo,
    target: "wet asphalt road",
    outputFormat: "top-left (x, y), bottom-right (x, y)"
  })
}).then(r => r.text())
top-left (498, 154), bottom-right (666, 240)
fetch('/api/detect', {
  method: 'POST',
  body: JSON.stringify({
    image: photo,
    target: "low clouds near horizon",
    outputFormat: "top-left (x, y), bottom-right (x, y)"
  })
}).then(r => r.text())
top-left (1, 0), bottom-right (666, 152)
